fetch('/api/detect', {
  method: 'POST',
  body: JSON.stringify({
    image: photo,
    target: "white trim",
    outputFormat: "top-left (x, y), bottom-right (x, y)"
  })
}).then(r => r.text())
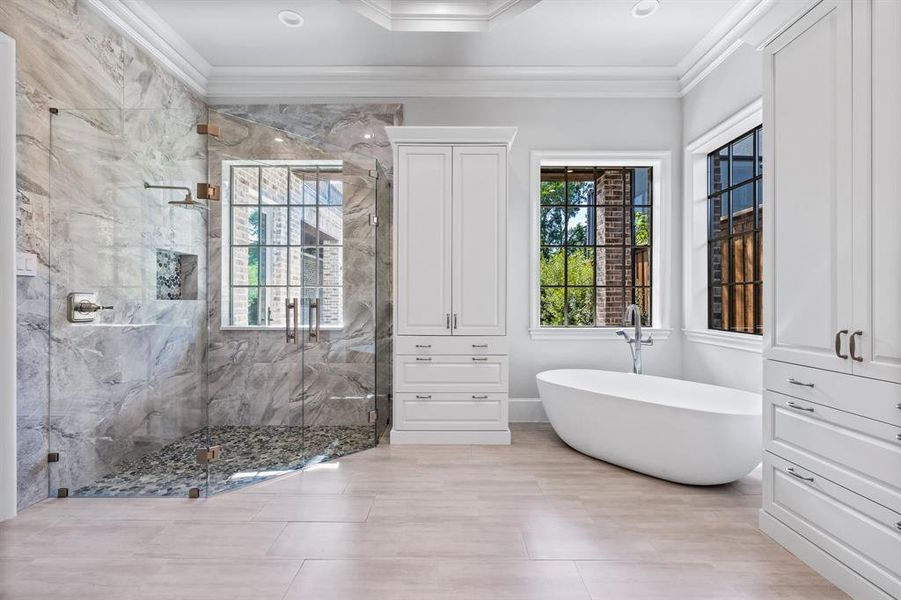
top-left (0, 33), bottom-right (16, 521)
top-left (529, 328), bottom-right (672, 342)
top-left (528, 150), bottom-right (673, 339)
top-left (682, 100), bottom-right (763, 341)
top-left (207, 66), bottom-right (682, 101)
top-left (337, 0), bottom-right (542, 32)
top-left (508, 398), bottom-right (547, 423)
top-left (390, 429), bottom-right (511, 445)
top-left (385, 126), bottom-right (517, 148)
top-left (683, 329), bottom-right (762, 352)
top-left (85, 0), bottom-right (210, 96)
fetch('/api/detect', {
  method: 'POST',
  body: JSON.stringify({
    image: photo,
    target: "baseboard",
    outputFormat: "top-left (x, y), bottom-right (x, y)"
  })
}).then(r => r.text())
top-left (758, 510), bottom-right (892, 600)
top-left (509, 397), bottom-right (547, 423)
top-left (390, 429), bottom-right (511, 445)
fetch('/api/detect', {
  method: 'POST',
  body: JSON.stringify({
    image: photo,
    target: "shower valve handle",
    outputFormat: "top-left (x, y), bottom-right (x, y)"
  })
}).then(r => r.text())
top-left (76, 301), bottom-right (113, 314)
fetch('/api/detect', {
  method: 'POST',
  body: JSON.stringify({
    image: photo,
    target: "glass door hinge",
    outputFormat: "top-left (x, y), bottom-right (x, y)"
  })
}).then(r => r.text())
top-left (195, 445), bottom-right (222, 465)
top-left (368, 169), bottom-right (379, 179)
top-left (56, 488), bottom-right (68, 498)
top-left (196, 123), bottom-right (220, 137)
top-left (47, 452), bottom-right (60, 463)
top-left (369, 214), bottom-right (379, 226)
top-left (196, 183), bottom-right (220, 201)
top-left (369, 410), bottom-right (378, 424)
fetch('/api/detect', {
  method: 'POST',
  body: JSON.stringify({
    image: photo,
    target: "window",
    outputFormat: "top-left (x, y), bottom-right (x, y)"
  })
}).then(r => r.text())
top-left (707, 126), bottom-right (762, 334)
top-left (538, 166), bottom-right (653, 328)
top-left (224, 162), bottom-right (344, 328)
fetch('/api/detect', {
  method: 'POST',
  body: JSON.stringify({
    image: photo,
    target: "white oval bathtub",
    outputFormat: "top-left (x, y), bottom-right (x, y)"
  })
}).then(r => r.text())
top-left (537, 369), bottom-right (762, 485)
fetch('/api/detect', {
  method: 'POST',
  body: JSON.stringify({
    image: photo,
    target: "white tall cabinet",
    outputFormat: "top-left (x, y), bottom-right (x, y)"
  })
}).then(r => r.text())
top-left (387, 127), bottom-right (516, 444)
top-left (761, 2), bottom-right (901, 598)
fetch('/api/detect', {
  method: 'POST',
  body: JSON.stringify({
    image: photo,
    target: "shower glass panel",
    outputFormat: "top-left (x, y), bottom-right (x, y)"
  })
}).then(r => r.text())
top-left (47, 108), bottom-right (209, 497)
top-left (205, 109), bottom-right (380, 492)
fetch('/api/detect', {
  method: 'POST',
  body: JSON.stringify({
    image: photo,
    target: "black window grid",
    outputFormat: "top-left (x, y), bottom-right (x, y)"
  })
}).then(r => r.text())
top-left (228, 164), bottom-right (343, 327)
top-left (707, 125), bottom-right (763, 335)
top-left (539, 166), bottom-right (653, 328)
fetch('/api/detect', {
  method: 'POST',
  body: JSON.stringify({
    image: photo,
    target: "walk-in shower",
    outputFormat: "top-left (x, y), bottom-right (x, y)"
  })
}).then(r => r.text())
top-left (47, 107), bottom-right (391, 498)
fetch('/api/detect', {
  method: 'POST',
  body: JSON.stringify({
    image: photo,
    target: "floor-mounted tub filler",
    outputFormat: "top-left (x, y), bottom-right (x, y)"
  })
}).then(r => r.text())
top-left (537, 369), bottom-right (762, 485)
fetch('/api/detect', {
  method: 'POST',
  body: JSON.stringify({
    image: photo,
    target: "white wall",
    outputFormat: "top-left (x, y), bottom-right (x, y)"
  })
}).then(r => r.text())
top-left (682, 43), bottom-right (764, 393)
top-left (400, 97), bottom-right (684, 398)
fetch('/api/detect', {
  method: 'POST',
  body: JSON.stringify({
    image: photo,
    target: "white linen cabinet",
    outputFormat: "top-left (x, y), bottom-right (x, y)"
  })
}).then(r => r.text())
top-left (386, 127), bottom-right (516, 444)
top-left (761, 2), bottom-right (901, 598)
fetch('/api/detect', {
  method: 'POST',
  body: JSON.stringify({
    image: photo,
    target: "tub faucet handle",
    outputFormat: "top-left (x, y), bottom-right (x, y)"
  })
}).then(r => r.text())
top-left (642, 334), bottom-right (654, 346)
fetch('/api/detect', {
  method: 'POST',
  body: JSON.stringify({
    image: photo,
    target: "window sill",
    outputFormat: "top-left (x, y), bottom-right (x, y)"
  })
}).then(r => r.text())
top-left (219, 325), bottom-right (345, 332)
top-left (682, 328), bottom-right (762, 352)
top-left (529, 327), bottom-right (672, 341)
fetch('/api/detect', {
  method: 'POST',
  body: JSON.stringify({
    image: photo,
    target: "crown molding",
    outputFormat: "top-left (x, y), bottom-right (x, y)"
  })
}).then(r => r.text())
top-left (86, 0), bottom-right (814, 101)
top-left (205, 65), bottom-right (682, 101)
top-left (85, 0), bottom-right (211, 96)
top-left (337, 0), bottom-right (542, 32)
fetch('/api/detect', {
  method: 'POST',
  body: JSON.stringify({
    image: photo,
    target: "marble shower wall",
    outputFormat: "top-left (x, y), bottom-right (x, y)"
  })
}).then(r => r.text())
top-left (2, 0), bottom-right (207, 507)
top-left (207, 105), bottom-right (400, 431)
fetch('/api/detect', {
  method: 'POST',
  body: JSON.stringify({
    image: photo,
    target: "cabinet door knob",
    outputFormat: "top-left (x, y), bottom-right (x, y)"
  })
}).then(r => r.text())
top-left (849, 330), bottom-right (863, 362)
top-left (834, 330), bottom-right (849, 359)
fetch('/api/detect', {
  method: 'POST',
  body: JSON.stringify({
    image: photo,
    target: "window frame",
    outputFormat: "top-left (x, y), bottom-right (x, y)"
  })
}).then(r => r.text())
top-left (220, 159), bottom-right (346, 331)
top-left (682, 100), bottom-right (763, 352)
top-left (529, 151), bottom-right (672, 341)
top-left (706, 124), bottom-right (763, 336)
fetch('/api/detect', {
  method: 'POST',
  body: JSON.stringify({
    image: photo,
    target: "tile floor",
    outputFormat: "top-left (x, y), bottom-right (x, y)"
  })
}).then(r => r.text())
top-left (0, 424), bottom-right (846, 599)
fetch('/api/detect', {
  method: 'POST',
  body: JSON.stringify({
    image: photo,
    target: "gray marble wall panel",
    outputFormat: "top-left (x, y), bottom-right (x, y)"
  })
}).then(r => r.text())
top-left (206, 106), bottom-right (400, 432)
top-left (2, 0), bottom-right (207, 507)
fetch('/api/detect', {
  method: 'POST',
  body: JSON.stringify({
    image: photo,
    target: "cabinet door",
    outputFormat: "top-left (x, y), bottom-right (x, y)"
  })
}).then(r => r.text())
top-left (451, 146), bottom-right (506, 336)
top-left (396, 145), bottom-right (453, 335)
top-left (852, 0), bottom-right (901, 383)
top-left (763, 0), bottom-right (853, 372)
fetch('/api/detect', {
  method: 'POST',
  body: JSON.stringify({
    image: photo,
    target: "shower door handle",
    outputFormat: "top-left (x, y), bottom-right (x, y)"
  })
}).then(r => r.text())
top-left (309, 299), bottom-right (320, 341)
top-left (286, 298), bottom-right (298, 344)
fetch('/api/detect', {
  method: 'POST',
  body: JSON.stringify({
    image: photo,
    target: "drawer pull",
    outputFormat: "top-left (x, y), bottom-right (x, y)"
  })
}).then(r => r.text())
top-left (415, 344), bottom-right (432, 349)
top-left (895, 402), bottom-right (901, 410)
top-left (787, 378), bottom-right (814, 388)
top-left (415, 395), bottom-right (432, 399)
top-left (472, 344), bottom-right (488, 348)
top-left (896, 433), bottom-right (901, 442)
top-left (786, 401), bottom-right (815, 413)
top-left (472, 395), bottom-right (488, 399)
top-left (849, 330), bottom-right (863, 362)
top-left (896, 522), bottom-right (901, 532)
top-left (787, 467), bottom-right (814, 482)
top-left (472, 357), bottom-right (488, 362)
top-left (415, 357), bottom-right (432, 362)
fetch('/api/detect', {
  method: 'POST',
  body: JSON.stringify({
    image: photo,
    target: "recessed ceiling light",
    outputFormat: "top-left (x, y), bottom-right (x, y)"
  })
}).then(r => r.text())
top-left (278, 10), bottom-right (304, 28)
top-left (631, 0), bottom-right (659, 18)
top-left (363, 133), bottom-right (373, 140)
top-left (274, 137), bottom-right (285, 142)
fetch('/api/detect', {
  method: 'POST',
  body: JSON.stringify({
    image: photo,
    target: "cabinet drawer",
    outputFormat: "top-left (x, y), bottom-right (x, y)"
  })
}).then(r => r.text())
top-left (395, 392), bottom-right (507, 431)
top-left (763, 453), bottom-right (901, 598)
top-left (395, 355), bottom-right (508, 393)
top-left (765, 390), bottom-right (901, 511)
top-left (765, 360), bottom-right (901, 426)
top-left (396, 336), bottom-right (508, 356)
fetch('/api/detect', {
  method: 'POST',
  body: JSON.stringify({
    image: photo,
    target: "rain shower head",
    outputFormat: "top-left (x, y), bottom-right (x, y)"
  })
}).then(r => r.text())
top-left (143, 181), bottom-right (206, 209)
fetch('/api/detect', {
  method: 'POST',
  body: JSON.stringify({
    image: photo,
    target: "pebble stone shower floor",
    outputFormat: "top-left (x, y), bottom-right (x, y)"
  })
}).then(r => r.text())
top-left (73, 425), bottom-right (376, 497)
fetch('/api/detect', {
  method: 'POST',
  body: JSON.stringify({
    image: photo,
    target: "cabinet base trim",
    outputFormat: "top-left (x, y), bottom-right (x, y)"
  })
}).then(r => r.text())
top-left (759, 510), bottom-right (893, 600)
top-left (390, 428), bottom-right (511, 445)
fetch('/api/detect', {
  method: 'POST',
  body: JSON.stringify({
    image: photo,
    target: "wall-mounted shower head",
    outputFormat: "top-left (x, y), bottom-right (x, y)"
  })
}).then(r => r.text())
top-left (143, 182), bottom-right (206, 209)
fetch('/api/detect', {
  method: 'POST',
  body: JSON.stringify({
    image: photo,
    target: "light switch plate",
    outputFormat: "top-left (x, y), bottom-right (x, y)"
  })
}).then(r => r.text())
top-left (16, 252), bottom-right (38, 277)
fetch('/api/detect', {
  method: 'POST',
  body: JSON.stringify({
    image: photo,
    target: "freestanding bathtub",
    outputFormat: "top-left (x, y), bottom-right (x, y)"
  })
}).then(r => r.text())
top-left (537, 369), bottom-right (762, 485)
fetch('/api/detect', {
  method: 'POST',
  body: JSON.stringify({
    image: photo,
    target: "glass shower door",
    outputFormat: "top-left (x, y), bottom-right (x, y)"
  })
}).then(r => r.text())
top-left (47, 107), bottom-right (209, 498)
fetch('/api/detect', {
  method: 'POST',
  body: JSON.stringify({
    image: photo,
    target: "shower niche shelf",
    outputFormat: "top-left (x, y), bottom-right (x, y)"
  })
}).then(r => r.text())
top-left (156, 249), bottom-right (198, 300)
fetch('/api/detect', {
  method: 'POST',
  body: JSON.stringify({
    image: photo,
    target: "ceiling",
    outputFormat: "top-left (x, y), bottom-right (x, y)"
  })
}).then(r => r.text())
top-left (143, 0), bottom-right (741, 68)
top-left (90, 0), bottom-right (808, 100)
